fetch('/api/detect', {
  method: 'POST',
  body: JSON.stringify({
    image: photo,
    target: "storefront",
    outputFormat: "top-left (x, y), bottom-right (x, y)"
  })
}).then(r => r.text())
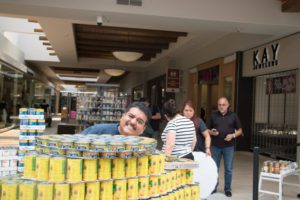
top-left (243, 33), bottom-right (300, 161)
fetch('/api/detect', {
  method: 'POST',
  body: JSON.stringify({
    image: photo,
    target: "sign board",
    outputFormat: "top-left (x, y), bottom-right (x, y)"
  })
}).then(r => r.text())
top-left (166, 68), bottom-right (180, 93)
top-left (243, 33), bottom-right (300, 77)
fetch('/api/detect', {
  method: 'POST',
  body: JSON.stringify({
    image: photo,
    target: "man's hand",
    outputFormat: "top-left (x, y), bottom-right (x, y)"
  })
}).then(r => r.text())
top-left (224, 133), bottom-right (235, 141)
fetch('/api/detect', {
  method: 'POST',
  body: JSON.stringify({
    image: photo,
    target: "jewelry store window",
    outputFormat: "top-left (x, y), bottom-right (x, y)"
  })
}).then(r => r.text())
top-left (252, 70), bottom-right (298, 160)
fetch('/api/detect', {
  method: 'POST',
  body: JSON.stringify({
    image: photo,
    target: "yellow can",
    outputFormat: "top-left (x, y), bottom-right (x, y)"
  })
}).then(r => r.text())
top-left (112, 158), bottom-right (125, 179)
top-left (100, 180), bottom-right (113, 200)
top-left (170, 170), bottom-right (177, 190)
top-left (176, 169), bottom-right (182, 187)
top-left (148, 154), bottom-right (160, 175)
top-left (149, 175), bottom-right (159, 197)
top-left (36, 155), bottom-right (50, 181)
top-left (180, 169), bottom-right (186, 186)
top-left (49, 157), bottom-right (67, 182)
top-left (186, 169), bottom-right (194, 184)
top-left (113, 179), bottom-right (127, 200)
top-left (168, 191), bottom-right (175, 200)
top-left (19, 180), bottom-right (37, 200)
top-left (137, 156), bottom-right (149, 176)
top-left (127, 177), bottom-right (138, 199)
top-left (98, 159), bottom-right (111, 180)
top-left (138, 176), bottom-right (149, 199)
top-left (165, 171), bottom-right (171, 192)
top-left (67, 158), bottom-right (83, 182)
top-left (1, 180), bottom-right (19, 200)
top-left (125, 157), bottom-right (137, 177)
top-left (184, 186), bottom-right (192, 200)
top-left (70, 183), bottom-right (85, 200)
top-left (158, 173), bottom-right (166, 194)
top-left (85, 182), bottom-right (100, 200)
top-left (37, 182), bottom-right (53, 200)
top-left (177, 187), bottom-right (185, 200)
top-left (54, 183), bottom-right (70, 200)
top-left (190, 184), bottom-right (199, 200)
top-left (24, 153), bottom-right (36, 178)
top-left (158, 153), bottom-right (165, 174)
top-left (83, 159), bottom-right (98, 181)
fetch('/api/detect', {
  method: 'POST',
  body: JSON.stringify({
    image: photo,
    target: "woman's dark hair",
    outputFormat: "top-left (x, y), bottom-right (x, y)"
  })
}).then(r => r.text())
top-left (124, 101), bottom-right (152, 123)
top-left (162, 99), bottom-right (178, 118)
top-left (180, 100), bottom-right (200, 130)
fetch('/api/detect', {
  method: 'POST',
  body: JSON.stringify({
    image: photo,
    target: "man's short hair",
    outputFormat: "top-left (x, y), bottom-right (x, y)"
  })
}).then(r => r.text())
top-left (124, 101), bottom-right (152, 123)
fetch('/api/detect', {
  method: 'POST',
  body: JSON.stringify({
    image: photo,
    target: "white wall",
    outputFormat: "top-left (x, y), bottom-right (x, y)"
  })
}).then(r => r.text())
top-left (0, 32), bottom-right (25, 63)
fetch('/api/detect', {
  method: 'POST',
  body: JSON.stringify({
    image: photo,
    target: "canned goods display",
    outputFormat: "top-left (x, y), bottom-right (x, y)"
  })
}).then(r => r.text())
top-left (138, 176), bottom-right (149, 199)
top-left (149, 175), bottom-right (159, 196)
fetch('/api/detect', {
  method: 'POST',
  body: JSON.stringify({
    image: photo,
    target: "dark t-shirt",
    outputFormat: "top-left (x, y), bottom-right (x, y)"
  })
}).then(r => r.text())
top-left (194, 117), bottom-right (208, 152)
top-left (206, 111), bottom-right (242, 148)
top-left (149, 104), bottom-right (161, 131)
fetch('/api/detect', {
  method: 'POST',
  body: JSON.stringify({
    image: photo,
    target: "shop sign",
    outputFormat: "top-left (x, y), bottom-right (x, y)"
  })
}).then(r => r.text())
top-left (243, 33), bottom-right (300, 77)
top-left (253, 43), bottom-right (279, 70)
top-left (166, 68), bottom-right (180, 93)
top-left (266, 74), bottom-right (296, 94)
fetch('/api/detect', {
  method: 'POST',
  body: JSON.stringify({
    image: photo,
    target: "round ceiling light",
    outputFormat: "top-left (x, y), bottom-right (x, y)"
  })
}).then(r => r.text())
top-left (112, 51), bottom-right (143, 62)
top-left (104, 69), bottom-right (125, 76)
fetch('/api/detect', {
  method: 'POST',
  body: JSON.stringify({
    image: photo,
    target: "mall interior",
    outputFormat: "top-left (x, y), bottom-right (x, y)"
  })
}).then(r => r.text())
top-left (0, 1), bottom-right (300, 199)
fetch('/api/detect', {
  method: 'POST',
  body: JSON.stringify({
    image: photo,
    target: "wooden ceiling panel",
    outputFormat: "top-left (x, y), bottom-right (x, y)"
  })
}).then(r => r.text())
top-left (73, 24), bottom-right (187, 61)
top-left (282, 0), bottom-right (300, 12)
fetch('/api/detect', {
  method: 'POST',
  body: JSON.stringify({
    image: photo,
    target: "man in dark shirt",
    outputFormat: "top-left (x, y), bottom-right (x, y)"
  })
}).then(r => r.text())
top-left (207, 97), bottom-right (243, 197)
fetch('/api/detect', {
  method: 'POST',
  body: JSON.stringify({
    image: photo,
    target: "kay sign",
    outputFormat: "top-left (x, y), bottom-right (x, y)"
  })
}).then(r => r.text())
top-left (166, 68), bottom-right (180, 93)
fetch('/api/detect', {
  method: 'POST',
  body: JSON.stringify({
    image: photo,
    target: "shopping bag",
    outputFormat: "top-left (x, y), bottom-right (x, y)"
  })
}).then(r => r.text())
top-left (193, 151), bottom-right (218, 199)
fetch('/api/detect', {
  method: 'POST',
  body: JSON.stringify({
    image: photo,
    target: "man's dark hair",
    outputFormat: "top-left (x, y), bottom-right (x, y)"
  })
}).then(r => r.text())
top-left (124, 101), bottom-right (152, 123)
top-left (162, 99), bottom-right (178, 118)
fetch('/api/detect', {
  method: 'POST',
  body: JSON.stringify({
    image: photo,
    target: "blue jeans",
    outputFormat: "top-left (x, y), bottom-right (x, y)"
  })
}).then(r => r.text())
top-left (212, 146), bottom-right (234, 192)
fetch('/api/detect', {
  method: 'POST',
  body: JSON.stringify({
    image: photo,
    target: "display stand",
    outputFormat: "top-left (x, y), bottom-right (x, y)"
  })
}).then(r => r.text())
top-left (0, 147), bottom-right (18, 176)
top-left (76, 85), bottom-right (128, 126)
top-left (259, 168), bottom-right (300, 200)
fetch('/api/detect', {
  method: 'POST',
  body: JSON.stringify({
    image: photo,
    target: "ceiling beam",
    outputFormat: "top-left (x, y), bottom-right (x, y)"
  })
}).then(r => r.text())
top-left (78, 50), bottom-right (156, 58)
top-left (77, 45), bottom-right (161, 54)
top-left (76, 32), bottom-right (177, 44)
top-left (78, 53), bottom-right (152, 61)
top-left (74, 24), bottom-right (187, 38)
top-left (77, 39), bottom-right (169, 50)
top-left (282, 0), bottom-right (300, 12)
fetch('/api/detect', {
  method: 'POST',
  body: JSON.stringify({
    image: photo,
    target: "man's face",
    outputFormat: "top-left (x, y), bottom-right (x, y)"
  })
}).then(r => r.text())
top-left (119, 107), bottom-right (147, 136)
top-left (218, 98), bottom-right (229, 115)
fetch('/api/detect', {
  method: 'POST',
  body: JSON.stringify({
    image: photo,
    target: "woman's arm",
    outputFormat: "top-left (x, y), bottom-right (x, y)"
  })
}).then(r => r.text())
top-left (191, 131), bottom-right (197, 151)
top-left (164, 131), bottom-right (176, 156)
top-left (202, 130), bottom-right (211, 156)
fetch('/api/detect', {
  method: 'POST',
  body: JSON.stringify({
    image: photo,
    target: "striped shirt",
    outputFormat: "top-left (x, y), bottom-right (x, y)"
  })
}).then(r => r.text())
top-left (161, 115), bottom-right (195, 157)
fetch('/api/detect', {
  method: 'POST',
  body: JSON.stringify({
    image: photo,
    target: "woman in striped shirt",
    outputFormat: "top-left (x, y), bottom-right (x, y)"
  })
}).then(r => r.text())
top-left (161, 99), bottom-right (197, 160)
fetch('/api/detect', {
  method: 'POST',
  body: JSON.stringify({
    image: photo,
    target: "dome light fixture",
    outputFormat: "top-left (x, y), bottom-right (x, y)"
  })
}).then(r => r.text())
top-left (104, 69), bottom-right (125, 77)
top-left (112, 51), bottom-right (143, 62)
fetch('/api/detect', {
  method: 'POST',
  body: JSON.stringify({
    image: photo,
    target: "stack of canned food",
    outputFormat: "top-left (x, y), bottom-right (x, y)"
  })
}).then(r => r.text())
top-left (18, 108), bottom-right (46, 172)
top-left (261, 160), bottom-right (298, 174)
top-left (0, 147), bottom-right (18, 177)
top-left (1, 169), bottom-right (198, 200)
top-left (35, 134), bottom-right (157, 159)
